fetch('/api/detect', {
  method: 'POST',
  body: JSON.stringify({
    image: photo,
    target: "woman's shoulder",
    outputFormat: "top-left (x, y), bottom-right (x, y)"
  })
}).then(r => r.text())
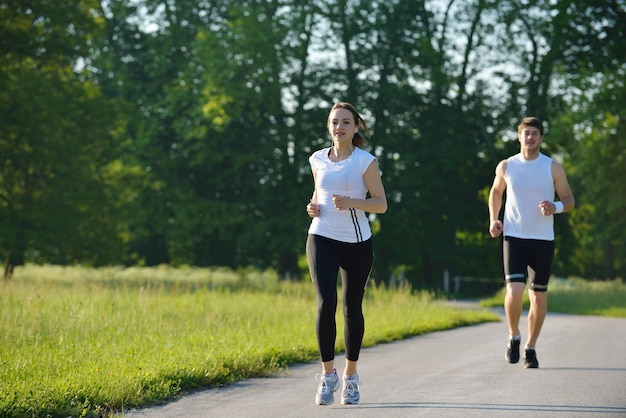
top-left (309, 147), bottom-right (330, 161)
top-left (354, 146), bottom-right (376, 161)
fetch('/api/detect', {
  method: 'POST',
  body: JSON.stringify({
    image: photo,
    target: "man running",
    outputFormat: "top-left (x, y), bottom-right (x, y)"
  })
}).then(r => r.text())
top-left (488, 116), bottom-right (575, 368)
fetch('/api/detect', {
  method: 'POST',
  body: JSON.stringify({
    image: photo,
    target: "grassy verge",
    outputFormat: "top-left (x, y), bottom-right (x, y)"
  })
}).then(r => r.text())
top-left (0, 265), bottom-right (498, 418)
top-left (479, 277), bottom-right (626, 317)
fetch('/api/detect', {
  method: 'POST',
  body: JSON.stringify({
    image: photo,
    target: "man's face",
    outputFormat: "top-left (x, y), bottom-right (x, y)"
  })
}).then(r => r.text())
top-left (518, 126), bottom-right (543, 151)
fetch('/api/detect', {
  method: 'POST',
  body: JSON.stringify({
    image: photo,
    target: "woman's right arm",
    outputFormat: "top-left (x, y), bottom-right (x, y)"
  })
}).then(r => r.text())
top-left (306, 167), bottom-right (320, 217)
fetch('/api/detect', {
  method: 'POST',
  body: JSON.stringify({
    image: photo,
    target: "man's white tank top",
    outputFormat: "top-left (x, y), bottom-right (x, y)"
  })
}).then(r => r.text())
top-left (504, 152), bottom-right (556, 241)
top-left (308, 147), bottom-right (376, 243)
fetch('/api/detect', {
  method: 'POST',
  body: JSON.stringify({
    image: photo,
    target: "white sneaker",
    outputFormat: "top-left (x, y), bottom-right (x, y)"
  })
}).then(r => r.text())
top-left (315, 369), bottom-right (339, 405)
top-left (341, 374), bottom-right (360, 405)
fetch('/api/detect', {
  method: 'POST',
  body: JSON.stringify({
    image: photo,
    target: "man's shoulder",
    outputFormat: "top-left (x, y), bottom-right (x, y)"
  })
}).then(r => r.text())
top-left (539, 152), bottom-right (553, 162)
top-left (498, 154), bottom-right (518, 172)
top-left (507, 153), bottom-right (522, 162)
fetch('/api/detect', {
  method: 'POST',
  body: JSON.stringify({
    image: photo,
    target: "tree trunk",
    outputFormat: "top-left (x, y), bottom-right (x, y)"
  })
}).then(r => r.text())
top-left (603, 242), bottom-right (615, 280)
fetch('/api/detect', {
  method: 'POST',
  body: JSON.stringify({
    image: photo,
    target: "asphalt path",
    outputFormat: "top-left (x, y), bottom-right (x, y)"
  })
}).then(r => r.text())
top-left (120, 304), bottom-right (626, 417)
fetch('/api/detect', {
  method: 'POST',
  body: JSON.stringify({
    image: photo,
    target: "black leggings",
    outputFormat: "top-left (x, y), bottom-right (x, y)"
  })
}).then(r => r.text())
top-left (306, 234), bottom-right (373, 362)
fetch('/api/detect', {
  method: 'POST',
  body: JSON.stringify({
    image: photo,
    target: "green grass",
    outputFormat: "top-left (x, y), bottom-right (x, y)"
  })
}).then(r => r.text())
top-left (0, 265), bottom-right (498, 418)
top-left (479, 277), bottom-right (626, 317)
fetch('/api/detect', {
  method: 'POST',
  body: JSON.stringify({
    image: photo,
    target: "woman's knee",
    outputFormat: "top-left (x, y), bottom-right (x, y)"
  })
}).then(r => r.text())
top-left (318, 298), bottom-right (337, 317)
top-left (343, 302), bottom-right (363, 320)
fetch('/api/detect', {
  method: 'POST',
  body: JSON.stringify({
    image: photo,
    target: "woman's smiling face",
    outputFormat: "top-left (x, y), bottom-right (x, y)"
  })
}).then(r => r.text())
top-left (328, 108), bottom-right (358, 144)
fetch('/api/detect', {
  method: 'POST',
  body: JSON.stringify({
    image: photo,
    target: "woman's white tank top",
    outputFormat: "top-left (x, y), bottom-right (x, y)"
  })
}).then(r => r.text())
top-left (308, 147), bottom-right (376, 243)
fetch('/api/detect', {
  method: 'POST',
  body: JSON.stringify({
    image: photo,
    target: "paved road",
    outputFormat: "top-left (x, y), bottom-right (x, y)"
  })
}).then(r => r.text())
top-left (120, 305), bottom-right (626, 417)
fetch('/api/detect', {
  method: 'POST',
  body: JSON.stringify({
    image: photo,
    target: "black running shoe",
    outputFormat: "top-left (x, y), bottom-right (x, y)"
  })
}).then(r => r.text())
top-left (506, 338), bottom-right (520, 363)
top-left (524, 348), bottom-right (539, 368)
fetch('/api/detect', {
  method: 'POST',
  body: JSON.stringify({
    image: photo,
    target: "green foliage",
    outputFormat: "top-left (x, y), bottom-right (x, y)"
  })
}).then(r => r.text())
top-left (1, 0), bottom-right (625, 285)
top-left (573, 99), bottom-right (626, 278)
top-left (0, 0), bottom-right (133, 268)
top-left (0, 265), bottom-right (496, 417)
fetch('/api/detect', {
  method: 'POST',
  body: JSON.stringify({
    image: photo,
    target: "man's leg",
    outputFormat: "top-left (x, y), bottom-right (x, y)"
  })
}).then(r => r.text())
top-left (523, 289), bottom-right (546, 368)
top-left (504, 282), bottom-right (525, 363)
top-left (524, 238), bottom-right (553, 347)
top-left (503, 237), bottom-right (528, 364)
top-left (523, 239), bottom-right (553, 368)
top-left (526, 289), bottom-right (547, 348)
top-left (505, 282), bottom-right (526, 337)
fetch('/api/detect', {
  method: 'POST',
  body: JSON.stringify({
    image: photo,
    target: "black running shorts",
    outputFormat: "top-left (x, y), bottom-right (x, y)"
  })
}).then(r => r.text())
top-left (503, 236), bottom-right (555, 292)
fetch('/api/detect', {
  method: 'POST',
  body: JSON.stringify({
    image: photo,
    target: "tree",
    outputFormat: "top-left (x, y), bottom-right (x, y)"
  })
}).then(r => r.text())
top-left (2, 0), bottom-right (625, 287)
top-left (0, 0), bottom-right (127, 275)
top-left (555, 69), bottom-right (626, 279)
